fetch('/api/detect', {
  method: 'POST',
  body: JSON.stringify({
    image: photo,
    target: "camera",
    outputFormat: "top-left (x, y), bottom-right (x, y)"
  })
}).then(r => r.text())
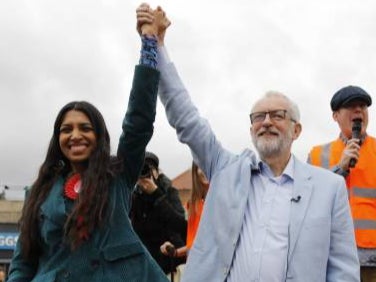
top-left (139, 152), bottom-right (159, 179)
top-left (140, 163), bottom-right (152, 178)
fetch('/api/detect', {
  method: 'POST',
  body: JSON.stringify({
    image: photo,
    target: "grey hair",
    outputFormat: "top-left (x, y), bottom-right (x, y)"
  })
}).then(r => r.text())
top-left (251, 91), bottom-right (300, 122)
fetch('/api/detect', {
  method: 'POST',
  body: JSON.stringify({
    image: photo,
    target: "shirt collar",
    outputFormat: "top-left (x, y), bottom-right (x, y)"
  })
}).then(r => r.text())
top-left (252, 155), bottom-right (295, 181)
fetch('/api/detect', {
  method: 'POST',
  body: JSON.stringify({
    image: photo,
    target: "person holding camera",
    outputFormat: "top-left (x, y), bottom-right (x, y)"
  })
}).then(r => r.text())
top-left (131, 151), bottom-right (187, 277)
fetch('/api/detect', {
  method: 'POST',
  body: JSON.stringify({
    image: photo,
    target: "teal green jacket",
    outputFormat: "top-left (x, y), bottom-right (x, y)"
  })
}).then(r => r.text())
top-left (7, 65), bottom-right (168, 282)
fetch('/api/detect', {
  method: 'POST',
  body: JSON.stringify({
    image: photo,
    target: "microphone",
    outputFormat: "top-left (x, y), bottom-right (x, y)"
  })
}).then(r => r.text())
top-left (166, 245), bottom-right (176, 257)
top-left (349, 118), bottom-right (362, 168)
top-left (291, 195), bottom-right (301, 203)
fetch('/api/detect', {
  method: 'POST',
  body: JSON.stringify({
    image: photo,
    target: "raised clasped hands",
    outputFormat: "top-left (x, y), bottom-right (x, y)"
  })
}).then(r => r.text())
top-left (136, 3), bottom-right (171, 45)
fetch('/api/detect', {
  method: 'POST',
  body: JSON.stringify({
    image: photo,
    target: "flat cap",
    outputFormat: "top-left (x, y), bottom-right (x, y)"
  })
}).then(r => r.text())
top-left (330, 85), bottom-right (372, 111)
top-left (144, 151), bottom-right (159, 168)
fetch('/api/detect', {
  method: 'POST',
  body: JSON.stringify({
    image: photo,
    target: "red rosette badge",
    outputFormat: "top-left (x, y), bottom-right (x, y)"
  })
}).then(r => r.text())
top-left (64, 173), bottom-right (82, 200)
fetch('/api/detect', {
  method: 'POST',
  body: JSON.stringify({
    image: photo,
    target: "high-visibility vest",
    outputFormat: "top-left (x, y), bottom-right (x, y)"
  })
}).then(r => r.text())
top-left (308, 136), bottom-right (376, 248)
top-left (186, 200), bottom-right (204, 249)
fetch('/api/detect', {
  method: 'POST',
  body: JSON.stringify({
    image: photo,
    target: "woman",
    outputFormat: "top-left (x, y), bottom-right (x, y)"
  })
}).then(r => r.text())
top-left (160, 162), bottom-right (209, 259)
top-left (7, 6), bottom-right (170, 282)
top-left (186, 162), bottom-right (209, 251)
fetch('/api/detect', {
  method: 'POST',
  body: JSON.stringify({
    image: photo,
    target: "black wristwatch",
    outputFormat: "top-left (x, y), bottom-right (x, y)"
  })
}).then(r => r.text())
top-left (332, 165), bottom-right (349, 177)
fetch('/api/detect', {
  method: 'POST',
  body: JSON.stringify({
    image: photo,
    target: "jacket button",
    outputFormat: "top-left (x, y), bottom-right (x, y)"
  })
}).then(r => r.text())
top-left (63, 270), bottom-right (70, 278)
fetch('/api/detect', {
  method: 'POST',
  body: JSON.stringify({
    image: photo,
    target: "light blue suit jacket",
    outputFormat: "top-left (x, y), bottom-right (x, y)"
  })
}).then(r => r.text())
top-left (158, 56), bottom-right (360, 282)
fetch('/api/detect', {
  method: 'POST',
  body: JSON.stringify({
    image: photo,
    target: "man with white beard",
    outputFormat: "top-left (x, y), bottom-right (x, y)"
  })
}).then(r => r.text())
top-left (136, 4), bottom-right (360, 281)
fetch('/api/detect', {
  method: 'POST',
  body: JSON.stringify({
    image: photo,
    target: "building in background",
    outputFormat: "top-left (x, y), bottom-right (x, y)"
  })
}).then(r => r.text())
top-left (0, 185), bottom-right (24, 279)
top-left (172, 168), bottom-right (192, 208)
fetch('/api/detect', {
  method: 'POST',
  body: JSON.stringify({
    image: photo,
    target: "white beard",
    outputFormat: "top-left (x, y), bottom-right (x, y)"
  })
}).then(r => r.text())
top-left (252, 127), bottom-right (293, 159)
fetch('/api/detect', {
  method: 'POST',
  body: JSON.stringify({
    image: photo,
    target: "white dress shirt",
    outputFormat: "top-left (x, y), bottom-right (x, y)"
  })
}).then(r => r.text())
top-left (227, 157), bottom-right (294, 282)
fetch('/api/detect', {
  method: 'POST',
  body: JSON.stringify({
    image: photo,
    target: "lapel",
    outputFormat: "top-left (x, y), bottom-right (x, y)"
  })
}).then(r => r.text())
top-left (40, 177), bottom-right (67, 227)
top-left (287, 158), bottom-right (313, 263)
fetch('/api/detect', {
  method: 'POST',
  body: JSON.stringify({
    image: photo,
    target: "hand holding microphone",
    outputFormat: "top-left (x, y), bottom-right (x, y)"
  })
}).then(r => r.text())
top-left (349, 118), bottom-right (362, 168)
top-left (160, 241), bottom-right (176, 257)
top-left (336, 119), bottom-right (362, 173)
top-left (166, 245), bottom-right (176, 257)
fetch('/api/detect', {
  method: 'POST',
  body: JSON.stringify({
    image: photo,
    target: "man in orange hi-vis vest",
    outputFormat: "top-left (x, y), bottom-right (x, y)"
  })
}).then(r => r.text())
top-left (308, 85), bottom-right (376, 281)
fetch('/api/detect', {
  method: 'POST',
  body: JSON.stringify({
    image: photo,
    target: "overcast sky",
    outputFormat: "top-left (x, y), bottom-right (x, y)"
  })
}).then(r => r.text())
top-left (1, 0), bottom-right (376, 186)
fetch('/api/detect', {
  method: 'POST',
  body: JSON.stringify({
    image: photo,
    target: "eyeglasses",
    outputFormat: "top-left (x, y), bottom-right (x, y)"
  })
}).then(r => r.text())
top-left (249, 109), bottom-right (296, 124)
